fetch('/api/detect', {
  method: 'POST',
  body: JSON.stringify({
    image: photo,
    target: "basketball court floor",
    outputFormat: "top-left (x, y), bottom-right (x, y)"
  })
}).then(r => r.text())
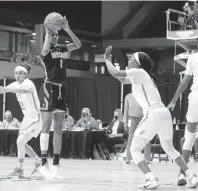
top-left (0, 156), bottom-right (197, 191)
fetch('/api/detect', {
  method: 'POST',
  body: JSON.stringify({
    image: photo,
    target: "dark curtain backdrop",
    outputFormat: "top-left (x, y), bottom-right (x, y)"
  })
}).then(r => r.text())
top-left (67, 76), bottom-right (121, 123)
top-left (0, 74), bottom-right (190, 123)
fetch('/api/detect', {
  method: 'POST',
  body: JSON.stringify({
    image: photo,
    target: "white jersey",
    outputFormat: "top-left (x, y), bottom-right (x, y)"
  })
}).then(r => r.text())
top-left (11, 79), bottom-right (40, 116)
top-left (185, 52), bottom-right (198, 91)
top-left (126, 68), bottom-right (164, 113)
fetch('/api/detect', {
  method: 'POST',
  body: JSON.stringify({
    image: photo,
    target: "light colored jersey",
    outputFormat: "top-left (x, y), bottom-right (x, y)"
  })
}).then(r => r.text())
top-left (185, 52), bottom-right (198, 91)
top-left (12, 79), bottom-right (40, 116)
top-left (126, 68), bottom-right (164, 113)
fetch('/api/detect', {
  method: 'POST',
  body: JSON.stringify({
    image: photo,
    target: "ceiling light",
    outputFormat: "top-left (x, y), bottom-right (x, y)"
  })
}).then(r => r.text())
top-left (65, 40), bottom-right (70, 43)
top-left (32, 33), bottom-right (36, 36)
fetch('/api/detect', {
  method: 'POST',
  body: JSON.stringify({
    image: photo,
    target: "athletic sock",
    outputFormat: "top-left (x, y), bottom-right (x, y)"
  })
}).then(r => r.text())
top-left (41, 154), bottom-right (48, 166)
top-left (53, 154), bottom-right (60, 166)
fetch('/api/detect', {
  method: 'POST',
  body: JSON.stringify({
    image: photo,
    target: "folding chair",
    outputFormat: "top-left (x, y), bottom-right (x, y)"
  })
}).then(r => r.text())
top-left (114, 138), bottom-right (127, 160)
top-left (151, 135), bottom-right (169, 162)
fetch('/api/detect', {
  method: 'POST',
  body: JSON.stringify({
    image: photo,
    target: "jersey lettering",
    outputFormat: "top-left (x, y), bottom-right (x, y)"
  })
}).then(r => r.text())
top-left (51, 52), bottom-right (68, 59)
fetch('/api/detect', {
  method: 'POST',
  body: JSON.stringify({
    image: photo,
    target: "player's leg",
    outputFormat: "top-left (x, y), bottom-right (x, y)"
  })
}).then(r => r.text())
top-left (40, 111), bottom-right (52, 166)
top-left (53, 111), bottom-right (64, 165)
top-left (182, 122), bottom-right (197, 164)
top-left (182, 99), bottom-right (198, 165)
top-left (178, 100), bottom-right (198, 185)
top-left (38, 82), bottom-right (53, 166)
top-left (158, 107), bottom-right (198, 188)
top-left (8, 133), bottom-right (32, 177)
top-left (50, 110), bottom-right (64, 180)
top-left (194, 135), bottom-right (198, 160)
top-left (126, 117), bottom-right (138, 164)
top-left (39, 111), bottom-right (53, 179)
top-left (49, 85), bottom-right (66, 180)
top-left (130, 114), bottom-right (159, 189)
top-left (25, 144), bottom-right (41, 174)
top-left (24, 117), bottom-right (43, 174)
top-left (38, 82), bottom-right (54, 179)
top-left (160, 139), bottom-right (198, 188)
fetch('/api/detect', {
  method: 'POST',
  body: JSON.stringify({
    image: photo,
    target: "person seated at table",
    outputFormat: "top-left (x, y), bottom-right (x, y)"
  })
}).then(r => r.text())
top-left (180, 129), bottom-right (198, 161)
top-left (105, 109), bottom-right (127, 160)
top-left (0, 120), bottom-right (4, 129)
top-left (75, 108), bottom-right (97, 130)
top-left (63, 107), bottom-right (74, 130)
top-left (2, 110), bottom-right (19, 129)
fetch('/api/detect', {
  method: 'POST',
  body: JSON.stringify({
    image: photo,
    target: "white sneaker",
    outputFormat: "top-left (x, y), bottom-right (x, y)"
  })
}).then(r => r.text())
top-left (177, 173), bottom-right (187, 186)
top-left (138, 177), bottom-right (159, 189)
top-left (8, 167), bottom-right (24, 178)
top-left (39, 164), bottom-right (54, 180)
top-left (49, 165), bottom-right (64, 181)
top-left (187, 174), bottom-right (198, 188)
top-left (31, 160), bottom-right (41, 175)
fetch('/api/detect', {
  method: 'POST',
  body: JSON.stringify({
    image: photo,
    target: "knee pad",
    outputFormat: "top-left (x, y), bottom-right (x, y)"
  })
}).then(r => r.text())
top-left (161, 140), bottom-right (180, 160)
top-left (40, 133), bottom-right (49, 151)
top-left (183, 130), bottom-right (196, 151)
top-left (130, 138), bottom-right (147, 165)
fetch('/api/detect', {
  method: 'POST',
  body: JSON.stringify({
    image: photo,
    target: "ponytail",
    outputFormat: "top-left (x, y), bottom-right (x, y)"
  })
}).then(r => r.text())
top-left (135, 52), bottom-right (179, 87)
top-left (149, 72), bottom-right (179, 87)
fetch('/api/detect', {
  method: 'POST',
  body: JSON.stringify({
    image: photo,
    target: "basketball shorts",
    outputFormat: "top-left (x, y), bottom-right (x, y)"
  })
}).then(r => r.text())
top-left (134, 107), bottom-right (173, 141)
top-left (39, 81), bottom-right (67, 112)
top-left (186, 91), bottom-right (198, 123)
top-left (19, 113), bottom-right (42, 138)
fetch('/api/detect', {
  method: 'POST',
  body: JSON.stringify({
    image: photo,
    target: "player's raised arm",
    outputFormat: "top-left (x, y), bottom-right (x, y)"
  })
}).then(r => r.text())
top-left (62, 16), bottom-right (82, 52)
top-left (41, 24), bottom-right (53, 57)
top-left (104, 46), bottom-right (127, 78)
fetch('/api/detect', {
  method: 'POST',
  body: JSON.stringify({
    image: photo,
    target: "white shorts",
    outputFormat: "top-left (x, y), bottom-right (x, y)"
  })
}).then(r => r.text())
top-left (134, 107), bottom-right (173, 141)
top-left (19, 114), bottom-right (42, 138)
top-left (186, 92), bottom-right (198, 123)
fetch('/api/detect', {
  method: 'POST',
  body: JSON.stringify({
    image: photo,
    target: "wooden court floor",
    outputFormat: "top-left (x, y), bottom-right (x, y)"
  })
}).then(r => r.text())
top-left (0, 156), bottom-right (198, 191)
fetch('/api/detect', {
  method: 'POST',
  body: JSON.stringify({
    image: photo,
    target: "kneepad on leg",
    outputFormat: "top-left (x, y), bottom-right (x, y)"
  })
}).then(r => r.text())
top-left (130, 137), bottom-right (148, 165)
top-left (183, 130), bottom-right (197, 151)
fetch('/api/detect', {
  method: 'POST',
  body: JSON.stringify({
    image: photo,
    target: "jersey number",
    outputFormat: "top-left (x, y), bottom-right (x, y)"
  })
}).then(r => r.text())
top-left (60, 59), bottom-right (63, 68)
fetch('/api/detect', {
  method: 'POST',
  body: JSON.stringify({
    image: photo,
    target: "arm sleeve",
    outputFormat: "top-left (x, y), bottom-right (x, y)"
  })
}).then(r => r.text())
top-left (185, 56), bottom-right (193, 76)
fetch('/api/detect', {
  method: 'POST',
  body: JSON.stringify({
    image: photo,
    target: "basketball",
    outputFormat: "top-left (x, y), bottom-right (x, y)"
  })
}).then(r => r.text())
top-left (44, 12), bottom-right (64, 32)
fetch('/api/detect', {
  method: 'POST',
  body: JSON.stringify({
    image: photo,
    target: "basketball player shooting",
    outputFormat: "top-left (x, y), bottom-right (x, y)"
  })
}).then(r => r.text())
top-left (38, 13), bottom-right (81, 181)
top-left (0, 64), bottom-right (42, 178)
top-left (104, 46), bottom-right (198, 189)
